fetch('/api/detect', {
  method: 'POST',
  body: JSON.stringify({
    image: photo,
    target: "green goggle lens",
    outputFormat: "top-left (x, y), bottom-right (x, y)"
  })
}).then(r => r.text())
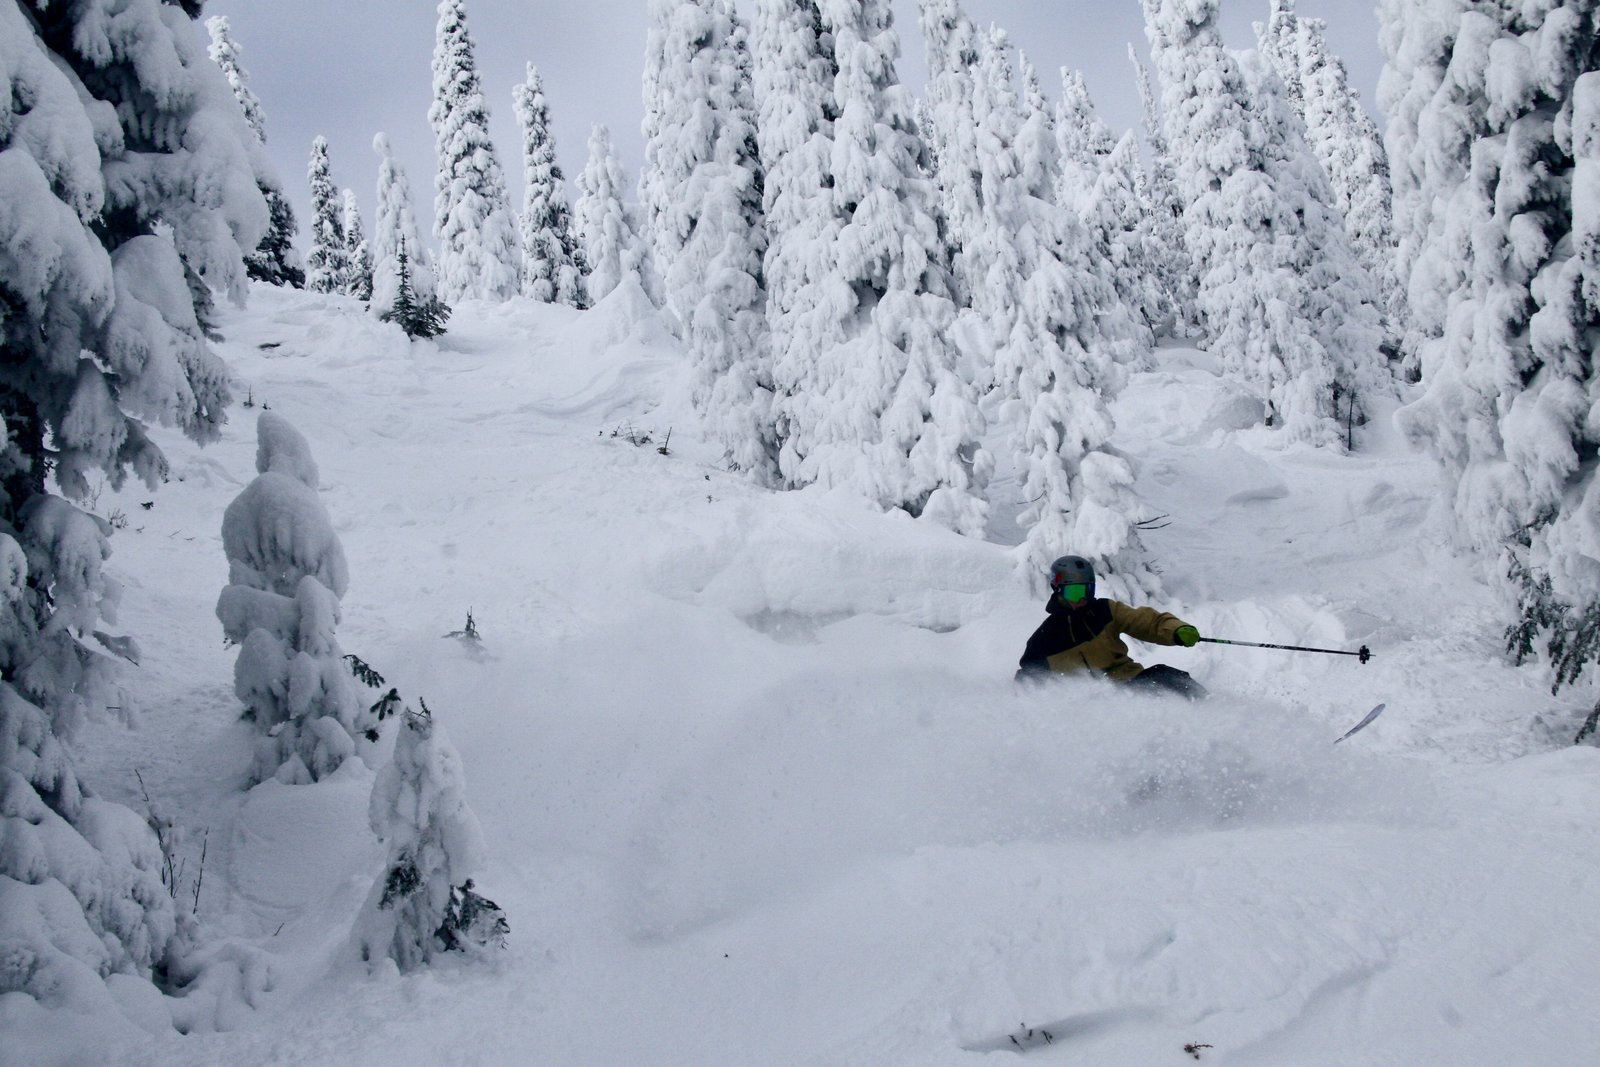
top-left (1059, 583), bottom-right (1089, 603)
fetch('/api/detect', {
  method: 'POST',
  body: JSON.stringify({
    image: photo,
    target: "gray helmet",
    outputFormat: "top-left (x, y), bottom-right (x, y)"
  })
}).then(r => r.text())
top-left (1049, 555), bottom-right (1095, 601)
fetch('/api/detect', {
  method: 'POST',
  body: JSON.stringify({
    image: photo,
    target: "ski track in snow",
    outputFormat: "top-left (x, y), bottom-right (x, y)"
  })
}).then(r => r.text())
top-left (45, 289), bottom-right (1600, 1066)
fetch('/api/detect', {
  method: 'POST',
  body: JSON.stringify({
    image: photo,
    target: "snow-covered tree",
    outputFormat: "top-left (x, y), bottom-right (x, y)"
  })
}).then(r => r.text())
top-left (357, 701), bottom-right (507, 972)
top-left (306, 136), bottom-right (348, 295)
top-left (575, 124), bottom-right (660, 304)
top-left (430, 0), bottom-right (521, 302)
top-left (218, 414), bottom-right (374, 784)
top-left (513, 62), bottom-right (587, 308)
top-left (754, 0), bottom-right (843, 473)
top-left (1085, 132), bottom-right (1165, 343)
top-left (970, 30), bottom-right (1153, 594)
top-left (785, 0), bottom-right (987, 530)
top-left (1392, 4), bottom-right (1600, 696)
top-left (1, 0), bottom-right (264, 1015)
top-left (1129, 42), bottom-right (1196, 336)
top-left (1056, 68), bottom-right (1117, 175)
top-left (341, 189), bottom-right (373, 301)
top-left (372, 133), bottom-right (445, 327)
top-left (641, 0), bottom-right (775, 481)
top-left (917, 0), bottom-right (984, 307)
top-left (204, 15), bottom-right (303, 288)
top-left (1143, 0), bottom-right (1387, 444)
top-left (1260, 0), bottom-right (1400, 344)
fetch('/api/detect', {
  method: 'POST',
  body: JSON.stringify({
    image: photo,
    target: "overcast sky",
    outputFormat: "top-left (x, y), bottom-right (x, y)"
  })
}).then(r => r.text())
top-left (201, 0), bottom-right (1385, 253)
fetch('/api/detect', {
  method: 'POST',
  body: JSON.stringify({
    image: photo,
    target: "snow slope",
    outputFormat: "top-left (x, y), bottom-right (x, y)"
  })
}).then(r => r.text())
top-left (28, 285), bottom-right (1600, 1066)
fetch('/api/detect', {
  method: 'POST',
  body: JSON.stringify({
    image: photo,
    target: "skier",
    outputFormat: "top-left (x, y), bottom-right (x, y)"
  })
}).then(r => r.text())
top-left (1016, 555), bottom-right (1207, 699)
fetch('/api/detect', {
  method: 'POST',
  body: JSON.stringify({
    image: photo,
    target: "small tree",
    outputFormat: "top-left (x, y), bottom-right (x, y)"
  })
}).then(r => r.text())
top-left (381, 240), bottom-right (452, 340)
top-left (217, 414), bottom-right (374, 784)
top-left (357, 701), bottom-right (507, 971)
top-left (372, 132), bottom-right (443, 324)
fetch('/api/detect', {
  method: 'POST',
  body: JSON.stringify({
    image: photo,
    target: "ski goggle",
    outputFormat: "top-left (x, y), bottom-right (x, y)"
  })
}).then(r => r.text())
top-left (1055, 582), bottom-right (1090, 603)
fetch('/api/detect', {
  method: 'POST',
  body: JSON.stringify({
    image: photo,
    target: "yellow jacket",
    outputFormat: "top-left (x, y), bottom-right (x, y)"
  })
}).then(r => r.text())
top-left (1017, 597), bottom-right (1188, 681)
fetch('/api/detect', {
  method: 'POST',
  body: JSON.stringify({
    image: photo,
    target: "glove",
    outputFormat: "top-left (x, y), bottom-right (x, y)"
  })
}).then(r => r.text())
top-left (1175, 625), bottom-right (1200, 648)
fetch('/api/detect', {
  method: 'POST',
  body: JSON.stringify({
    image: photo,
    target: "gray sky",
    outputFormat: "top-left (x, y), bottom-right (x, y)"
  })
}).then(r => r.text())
top-left (203, 0), bottom-right (1384, 253)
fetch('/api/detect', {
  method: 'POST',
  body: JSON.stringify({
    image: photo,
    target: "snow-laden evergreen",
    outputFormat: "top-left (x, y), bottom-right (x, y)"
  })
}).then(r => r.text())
top-left (1143, 0), bottom-right (1387, 444)
top-left (206, 16), bottom-right (304, 290)
top-left (1394, 3), bottom-right (1600, 689)
top-left (1378, 0), bottom-right (1480, 379)
top-left (917, 0), bottom-right (984, 308)
top-left (357, 702), bottom-right (507, 972)
top-left (1056, 67), bottom-right (1117, 176)
top-left (217, 415), bottom-right (373, 785)
top-left (513, 62), bottom-right (587, 308)
top-left (640, 0), bottom-right (776, 481)
top-left (1129, 42), bottom-right (1196, 336)
top-left (1260, 0), bottom-right (1400, 343)
top-left (0, 0), bottom-right (262, 1022)
top-left (430, 0), bottom-right (521, 303)
top-left (574, 125), bottom-right (661, 305)
top-left (764, 0), bottom-right (986, 531)
top-left (970, 31), bottom-right (1153, 595)
top-left (371, 133), bottom-right (442, 323)
top-left (305, 137), bottom-right (348, 296)
top-left (340, 189), bottom-right (373, 302)
top-left (1086, 132), bottom-right (1166, 345)
top-left (753, 0), bottom-right (842, 477)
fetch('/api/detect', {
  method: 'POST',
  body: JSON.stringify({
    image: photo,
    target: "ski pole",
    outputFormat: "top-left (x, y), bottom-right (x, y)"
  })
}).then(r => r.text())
top-left (1198, 637), bottom-right (1372, 664)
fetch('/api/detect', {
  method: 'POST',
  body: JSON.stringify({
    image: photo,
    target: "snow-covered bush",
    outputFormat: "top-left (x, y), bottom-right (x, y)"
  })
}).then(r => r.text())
top-left (217, 414), bottom-right (373, 783)
top-left (1, 0), bottom-right (263, 1018)
top-left (357, 702), bottom-right (507, 971)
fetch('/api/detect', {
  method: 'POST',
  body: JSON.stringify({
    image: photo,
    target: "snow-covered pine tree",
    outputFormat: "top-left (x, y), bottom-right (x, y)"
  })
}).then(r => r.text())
top-left (1379, 0), bottom-right (1481, 379)
top-left (753, 0), bottom-right (843, 480)
top-left (1143, 0), bottom-right (1386, 444)
top-left (917, 0), bottom-right (984, 308)
top-left (341, 189), bottom-right (374, 302)
top-left (206, 14), bottom-right (303, 288)
top-left (217, 414), bottom-right (374, 784)
top-left (574, 125), bottom-right (661, 304)
top-left (641, 0), bottom-right (776, 481)
top-left (973, 29), bottom-right (1153, 595)
top-left (307, 136), bottom-right (349, 295)
top-left (1129, 42), bottom-right (1196, 336)
top-left (372, 132), bottom-right (446, 329)
top-left (1393, 4), bottom-right (1600, 696)
top-left (1056, 68), bottom-right (1117, 176)
top-left (357, 701), bottom-right (507, 971)
top-left (1260, 0), bottom-right (1400, 349)
top-left (768, 0), bottom-right (987, 531)
top-left (513, 62), bottom-right (587, 308)
top-left (1085, 132), bottom-right (1165, 344)
top-left (1, 0), bottom-right (264, 1015)
top-left (430, 0), bottom-right (521, 303)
